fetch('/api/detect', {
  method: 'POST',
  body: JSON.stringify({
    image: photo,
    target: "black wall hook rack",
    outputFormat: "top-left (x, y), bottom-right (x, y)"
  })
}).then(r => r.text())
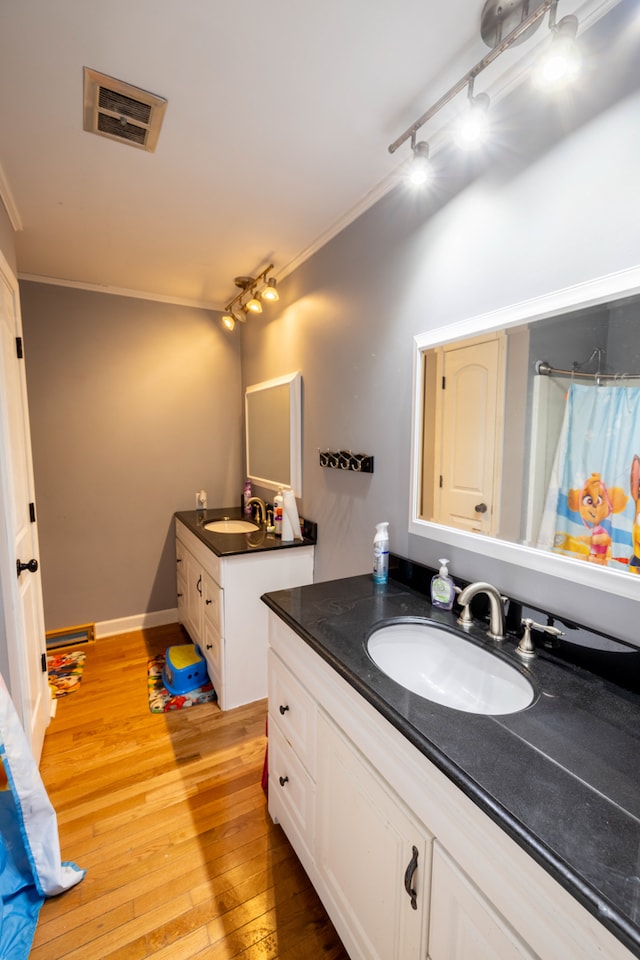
top-left (319, 450), bottom-right (374, 473)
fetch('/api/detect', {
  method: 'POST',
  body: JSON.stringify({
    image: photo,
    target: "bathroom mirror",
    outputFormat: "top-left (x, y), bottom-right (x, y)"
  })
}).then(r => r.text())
top-left (245, 371), bottom-right (302, 496)
top-left (410, 265), bottom-right (640, 601)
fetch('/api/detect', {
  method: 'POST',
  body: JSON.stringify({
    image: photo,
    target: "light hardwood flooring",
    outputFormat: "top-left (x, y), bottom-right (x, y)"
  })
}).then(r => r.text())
top-left (32, 623), bottom-right (350, 960)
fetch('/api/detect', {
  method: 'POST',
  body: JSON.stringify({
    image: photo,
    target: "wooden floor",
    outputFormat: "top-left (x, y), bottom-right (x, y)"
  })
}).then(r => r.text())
top-left (32, 623), bottom-right (350, 960)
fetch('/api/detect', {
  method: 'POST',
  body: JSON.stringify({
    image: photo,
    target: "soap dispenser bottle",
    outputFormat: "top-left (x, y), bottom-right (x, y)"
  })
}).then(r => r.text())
top-left (431, 559), bottom-right (455, 610)
top-left (273, 490), bottom-right (284, 536)
top-left (373, 522), bottom-right (390, 584)
top-left (243, 479), bottom-right (252, 515)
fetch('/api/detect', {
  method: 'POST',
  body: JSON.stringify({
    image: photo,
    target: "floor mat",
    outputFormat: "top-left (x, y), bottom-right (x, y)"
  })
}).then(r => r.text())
top-left (46, 650), bottom-right (86, 698)
top-left (147, 654), bottom-right (217, 713)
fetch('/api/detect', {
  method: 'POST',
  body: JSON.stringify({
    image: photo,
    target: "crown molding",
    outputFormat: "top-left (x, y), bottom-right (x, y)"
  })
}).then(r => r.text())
top-left (277, 170), bottom-right (399, 282)
top-left (17, 273), bottom-right (224, 312)
top-left (0, 161), bottom-right (23, 232)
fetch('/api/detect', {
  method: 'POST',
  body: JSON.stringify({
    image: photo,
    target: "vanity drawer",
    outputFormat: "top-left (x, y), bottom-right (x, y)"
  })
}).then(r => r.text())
top-left (269, 650), bottom-right (317, 777)
top-left (268, 721), bottom-right (315, 862)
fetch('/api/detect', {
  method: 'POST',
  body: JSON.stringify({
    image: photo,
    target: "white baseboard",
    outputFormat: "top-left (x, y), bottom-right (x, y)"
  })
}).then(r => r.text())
top-left (95, 608), bottom-right (178, 639)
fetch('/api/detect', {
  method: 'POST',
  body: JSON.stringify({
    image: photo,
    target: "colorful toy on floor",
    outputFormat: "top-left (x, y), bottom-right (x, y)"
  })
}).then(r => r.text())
top-left (162, 644), bottom-right (208, 695)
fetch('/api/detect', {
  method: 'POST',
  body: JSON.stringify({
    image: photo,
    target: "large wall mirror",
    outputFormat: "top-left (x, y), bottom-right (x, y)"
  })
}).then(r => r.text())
top-left (245, 371), bottom-right (302, 496)
top-left (410, 266), bottom-right (640, 601)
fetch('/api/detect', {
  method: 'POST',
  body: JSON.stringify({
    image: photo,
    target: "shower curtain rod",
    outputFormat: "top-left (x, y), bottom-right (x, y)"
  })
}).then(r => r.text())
top-left (535, 360), bottom-right (640, 382)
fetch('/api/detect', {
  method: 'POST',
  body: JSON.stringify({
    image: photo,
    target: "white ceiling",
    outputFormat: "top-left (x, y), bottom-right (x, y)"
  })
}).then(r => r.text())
top-left (0, 0), bottom-right (615, 310)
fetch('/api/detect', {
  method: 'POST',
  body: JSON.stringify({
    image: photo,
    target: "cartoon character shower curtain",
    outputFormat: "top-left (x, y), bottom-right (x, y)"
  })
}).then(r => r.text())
top-left (537, 382), bottom-right (640, 572)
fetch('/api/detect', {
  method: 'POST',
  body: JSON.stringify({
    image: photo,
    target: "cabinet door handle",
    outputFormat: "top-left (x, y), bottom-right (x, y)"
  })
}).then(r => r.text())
top-left (196, 575), bottom-right (202, 596)
top-left (177, 592), bottom-right (183, 599)
top-left (278, 776), bottom-right (289, 787)
top-left (205, 598), bottom-right (212, 605)
top-left (279, 704), bottom-right (290, 715)
top-left (404, 845), bottom-right (419, 911)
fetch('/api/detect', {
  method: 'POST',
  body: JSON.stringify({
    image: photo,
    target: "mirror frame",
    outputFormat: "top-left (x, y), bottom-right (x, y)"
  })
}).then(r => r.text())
top-left (245, 370), bottom-right (302, 496)
top-left (409, 264), bottom-right (640, 601)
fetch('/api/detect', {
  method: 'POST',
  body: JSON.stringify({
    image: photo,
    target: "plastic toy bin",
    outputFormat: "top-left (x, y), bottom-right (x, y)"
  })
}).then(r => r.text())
top-left (162, 644), bottom-right (208, 695)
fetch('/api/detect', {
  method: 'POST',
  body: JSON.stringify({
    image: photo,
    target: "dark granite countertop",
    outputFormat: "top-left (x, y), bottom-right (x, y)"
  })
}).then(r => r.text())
top-left (175, 508), bottom-right (316, 558)
top-left (261, 571), bottom-right (640, 958)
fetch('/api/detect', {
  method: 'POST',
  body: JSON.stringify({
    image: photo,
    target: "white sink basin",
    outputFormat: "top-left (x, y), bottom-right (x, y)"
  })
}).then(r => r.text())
top-left (204, 519), bottom-right (259, 534)
top-left (367, 621), bottom-right (534, 715)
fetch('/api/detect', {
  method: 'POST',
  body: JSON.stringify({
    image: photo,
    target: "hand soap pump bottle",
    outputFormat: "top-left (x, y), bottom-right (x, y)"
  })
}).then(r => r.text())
top-left (373, 522), bottom-right (390, 585)
top-left (243, 479), bottom-right (252, 515)
top-left (431, 559), bottom-right (455, 610)
top-left (274, 489), bottom-right (283, 537)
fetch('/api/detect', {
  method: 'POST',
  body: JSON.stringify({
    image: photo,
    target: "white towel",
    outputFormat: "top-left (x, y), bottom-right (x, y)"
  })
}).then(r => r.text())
top-left (281, 489), bottom-right (302, 541)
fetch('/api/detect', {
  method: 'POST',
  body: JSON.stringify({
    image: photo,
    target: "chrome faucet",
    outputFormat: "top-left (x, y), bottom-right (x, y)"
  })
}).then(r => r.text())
top-left (457, 581), bottom-right (506, 641)
top-left (245, 496), bottom-right (266, 525)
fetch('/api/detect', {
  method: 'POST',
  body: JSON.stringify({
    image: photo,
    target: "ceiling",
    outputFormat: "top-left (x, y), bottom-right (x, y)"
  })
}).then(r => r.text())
top-left (0, 0), bottom-right (616, 311)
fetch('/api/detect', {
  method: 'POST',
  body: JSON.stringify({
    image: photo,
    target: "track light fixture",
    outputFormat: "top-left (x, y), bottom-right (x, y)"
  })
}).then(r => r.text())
top-left (389, 0), bottom-right (580, 184)
top-left (455, 85), bottom-right (490, 149)
top-left (536, 13), bottom-right (580, 88)
top-left (409, 138), bottom-right (431, 185)
top-left (246, 292), bottom-right (263, 313)
top-left (262, 277), bottom-right (279, 302)
top-left (221, 264), bottom-right (279, 331)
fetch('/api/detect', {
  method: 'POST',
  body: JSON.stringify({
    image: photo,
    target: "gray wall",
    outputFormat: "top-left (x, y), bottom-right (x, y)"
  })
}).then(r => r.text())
top-left (20, 283), bottom-right (243, 630)
top-left (241, 22), bottom-right (640, 645)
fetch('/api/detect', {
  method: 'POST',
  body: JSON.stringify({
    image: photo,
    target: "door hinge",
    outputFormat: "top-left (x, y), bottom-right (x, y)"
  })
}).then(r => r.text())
top-left (41, 652), bottom-right (47, 673)
top-left (16, 336), bottom-right (23, 359)
top-left (29, 502), bottom-right (36, 523)
top-left (442, 375), bottom-right (446, 389)
top-left (439, 475), bottom-right (443, 488)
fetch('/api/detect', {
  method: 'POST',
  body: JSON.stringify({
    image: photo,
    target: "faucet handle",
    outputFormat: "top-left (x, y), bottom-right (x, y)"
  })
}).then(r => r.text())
top-left (516, 618), bottom-right (564, 661)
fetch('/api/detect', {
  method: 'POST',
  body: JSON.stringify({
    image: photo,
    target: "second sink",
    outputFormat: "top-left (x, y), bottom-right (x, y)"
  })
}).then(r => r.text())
top-left (366, 619), bottom-right (535, 715)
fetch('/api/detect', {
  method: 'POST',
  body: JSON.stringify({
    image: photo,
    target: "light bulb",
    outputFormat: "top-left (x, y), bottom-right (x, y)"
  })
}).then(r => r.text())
top-left (246, 293), bottom-right (262, 313)
top-left (537, 16), bottom-right (581, 90)
top-left (409, 141), bottom-right (431, 186)
top-left (262, 277), bottom-right (279, 302)
top-left (455, 93), bottom-right (490, 149)
top-left (222, 313), bottom-right (235, 331)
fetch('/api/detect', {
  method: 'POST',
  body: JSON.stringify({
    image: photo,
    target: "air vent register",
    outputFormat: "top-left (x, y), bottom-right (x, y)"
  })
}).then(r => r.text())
top-left (83, 67), bottom-right (167, 152)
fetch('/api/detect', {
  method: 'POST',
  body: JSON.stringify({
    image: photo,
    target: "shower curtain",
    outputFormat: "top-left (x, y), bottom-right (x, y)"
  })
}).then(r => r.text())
top-left (537, 382), bottom-right (640, 572)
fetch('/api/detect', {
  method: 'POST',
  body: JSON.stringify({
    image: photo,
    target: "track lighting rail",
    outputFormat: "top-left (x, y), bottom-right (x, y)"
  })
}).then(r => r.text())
top-left (388, 0), bottom-right (556, 155)
top-left (222, 263), bottom-right (280, 330)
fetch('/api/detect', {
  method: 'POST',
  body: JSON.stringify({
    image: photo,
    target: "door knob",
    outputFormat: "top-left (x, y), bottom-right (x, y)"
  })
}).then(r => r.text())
top-left (474, 502), bottom-right (488, 514)
top-left (16, 558), bottom-right (38, 577)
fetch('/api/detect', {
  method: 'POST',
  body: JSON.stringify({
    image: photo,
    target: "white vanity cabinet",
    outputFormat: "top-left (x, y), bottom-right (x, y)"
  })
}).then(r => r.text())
top-left (175, 519), bottom-right (313, 710)
top-left (268, 646), bottom-right (430, 960)
top-left (267, 612), bottom-right (635, 960)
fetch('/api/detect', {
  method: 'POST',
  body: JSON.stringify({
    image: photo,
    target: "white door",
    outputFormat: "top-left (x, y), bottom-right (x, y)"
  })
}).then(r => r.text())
top-left (433, 334), bottom-right (505, 536)
top-left (0, 251), bottom-right (50, 761)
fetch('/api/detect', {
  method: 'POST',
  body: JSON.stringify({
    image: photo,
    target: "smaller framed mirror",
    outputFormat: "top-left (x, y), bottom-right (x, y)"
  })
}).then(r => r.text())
top-left (245, 371), bottom-right (302, 496)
